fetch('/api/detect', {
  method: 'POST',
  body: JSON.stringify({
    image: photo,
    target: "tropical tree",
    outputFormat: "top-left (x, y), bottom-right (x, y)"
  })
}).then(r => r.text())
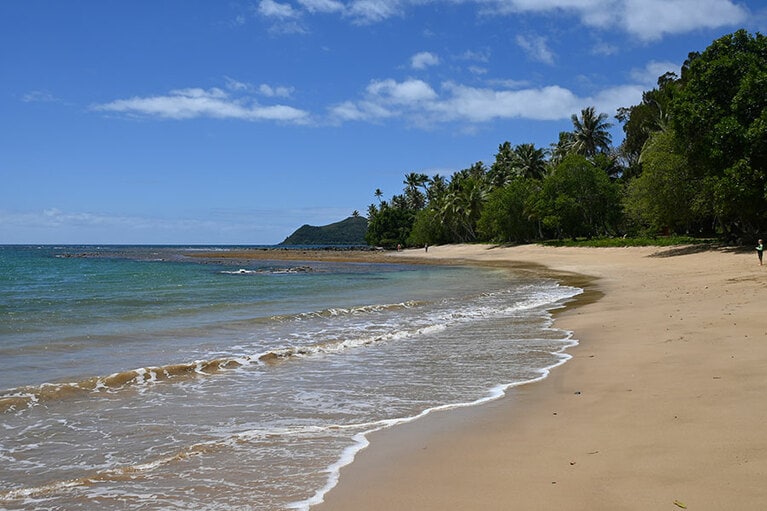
top-left (477, 178), bottom-right (540, 242)
top-left (570, 106), bottom-right (613, 157)
top-left (514, 143), bottom-right (548, 180)
top-left (536, 154), bottom-right (621, 239)
top-left (616, 72), bottom-right (678, 178)
top-left (427, 174), bottom-right (447, 203)
top-left (549, 131), bottom-right (574, 165)
top-left (437, 166), bottom-right (488, 242)
top-left (488, 141), bottom-right (516, 187)
top-left (408, 208), bottom-right (450, 246)
top-left (365, 205), bottom-right (414, 248)
top-left (624, 129), bottom-right (701, 234)
top-left (403, 172), bottom-right (429, 210)
top-left (670, 29), bottom-right (767, 237)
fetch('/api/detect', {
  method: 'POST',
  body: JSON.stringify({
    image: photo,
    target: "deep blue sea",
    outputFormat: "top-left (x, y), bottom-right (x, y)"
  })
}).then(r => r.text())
top-left (0, 245), bottom-right (581, 510)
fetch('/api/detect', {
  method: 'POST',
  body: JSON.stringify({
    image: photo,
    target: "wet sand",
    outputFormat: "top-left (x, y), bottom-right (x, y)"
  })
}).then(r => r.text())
top-left (305, 243), bottom-right (767, 511)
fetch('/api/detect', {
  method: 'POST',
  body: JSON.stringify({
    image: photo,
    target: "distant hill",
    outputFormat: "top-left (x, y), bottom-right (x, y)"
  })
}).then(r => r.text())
top-left (279, 216), bottom-right (368, 246)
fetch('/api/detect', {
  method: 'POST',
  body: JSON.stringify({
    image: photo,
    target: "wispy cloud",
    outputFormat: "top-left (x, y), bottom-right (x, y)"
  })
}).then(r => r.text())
top-left (255, 0), bottom-right (748, 40)
top-left (22, 90), bottom-right (58, 103)
top-left (297, 0), bottom-right (345, 14)
top-left (0, 207), bottom-right (355, 244)
top-left (258, 0), bottom-right (300, 19)
top-left (0, 208), bottom-right (217, 232)
top-left (256, 0), bottom-right (308, 33)
top-left (258, 84), bottom-right (295, 98)
top-left (411, 51), bottom-right (440, 69)
top-left (515, 34), bottom-right (555, 64)
top-left (92, 85), bottom-right (310, 123)
top-left (346, 0), bottom-right (402, 23)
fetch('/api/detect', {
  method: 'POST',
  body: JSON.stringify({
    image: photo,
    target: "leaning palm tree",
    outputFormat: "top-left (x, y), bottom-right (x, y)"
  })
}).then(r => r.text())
top-left (403, 172), bottom-right (429, 210)
top-left (570, 106), bottom-right (613, 157)
top-left (439, 172), bottom-right (487, 242)
top-left (427, 174), bottom-right (447, 204)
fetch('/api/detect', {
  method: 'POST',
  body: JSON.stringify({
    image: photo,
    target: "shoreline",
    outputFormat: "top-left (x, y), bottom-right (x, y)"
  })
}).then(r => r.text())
top-left (298, 243), bottom-right (767, 510)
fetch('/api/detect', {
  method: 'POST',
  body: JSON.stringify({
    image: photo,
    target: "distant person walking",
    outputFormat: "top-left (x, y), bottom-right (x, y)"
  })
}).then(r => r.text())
top-left (757, 239), bottom-right (763, 266)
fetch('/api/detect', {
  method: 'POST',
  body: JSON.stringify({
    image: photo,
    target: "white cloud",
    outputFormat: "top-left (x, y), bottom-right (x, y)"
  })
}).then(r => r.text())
top-left (630, 60), bottom-right (681, 86)
top-left (225, 77), bottom-right (250, 91)
top-left (329, 78), bottom-right (438, 123)
top-left (367, 78), bottom-right (439, 103)
top-left (92, 86), bottom-right (310, 123)
top-left (298, 0), bottom-right (345, 13)
top-left (487, 78), bottom-right (531, 89)
top-left (468, 66), bottom-right (488, 75)
top-left (328, 74), bottom-right (649, 126)
top-left (250, 0), bottom-right (747, 40)
top-left (457, 50), bottom-right (491, 63)
top-left (435, 82), bottom-right (581, 122)
top-left (330, 78), bottom-right (591, 124)
top-left (411, 51), bottom-right (440, 69)
top-left (488, 0), bottom-right (748, 40)
top-left (622, 0), bottom-right (748, 41)
top-left (515, 34), bottom-right (555, 64)
top-left (346, 0), bottom-right (402, 23)
top-left (259, 84), bottom-right (295, 97)
top-left (258, 0), bottom-right (300, 19)
top-left (587, 84), bottom-right (646, 117)
top-left (22, 90), bottom-right (58, 103)
top-left (329, 100), bottom-right (394, 121)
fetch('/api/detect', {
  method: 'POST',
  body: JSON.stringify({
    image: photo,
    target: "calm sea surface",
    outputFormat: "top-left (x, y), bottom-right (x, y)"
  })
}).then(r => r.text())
top-left (0, 245), bottom-right (581, 510)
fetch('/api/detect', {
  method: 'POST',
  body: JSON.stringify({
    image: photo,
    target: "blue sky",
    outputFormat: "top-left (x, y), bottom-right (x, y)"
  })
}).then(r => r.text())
top-left (1, 1), bottom-right (765, 244)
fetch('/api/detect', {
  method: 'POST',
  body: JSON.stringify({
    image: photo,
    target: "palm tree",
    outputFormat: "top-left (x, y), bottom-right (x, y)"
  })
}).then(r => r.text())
top-left (439, 171), bottom-right (488, 242)
top-left (427, 174), bottom-right (447, 204)
top-left (374, 188), bottom-right (383, 203)
top-left (550, 131), bottom-right (574, 165)
top-left (403, 172), bottom-right (429, 210)
top-left (570, 106), bottom-right (613, 157)
top-left (489, 142), bottom-right (515, 188)
top-left (513, 143), bottom-right (548, 180)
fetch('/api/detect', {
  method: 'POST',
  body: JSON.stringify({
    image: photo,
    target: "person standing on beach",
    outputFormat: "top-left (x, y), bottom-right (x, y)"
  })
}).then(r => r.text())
top-left (757, 239), bottom-right (763, 265)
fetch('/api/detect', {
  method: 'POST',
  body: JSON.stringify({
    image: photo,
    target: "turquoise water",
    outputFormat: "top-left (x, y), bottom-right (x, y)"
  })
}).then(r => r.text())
top-left (0, 245), bottom-right (581, 510)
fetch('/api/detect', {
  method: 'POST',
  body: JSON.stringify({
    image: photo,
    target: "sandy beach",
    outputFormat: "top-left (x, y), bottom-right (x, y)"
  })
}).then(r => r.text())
top-left (306, 243), bottom-right (767, 510)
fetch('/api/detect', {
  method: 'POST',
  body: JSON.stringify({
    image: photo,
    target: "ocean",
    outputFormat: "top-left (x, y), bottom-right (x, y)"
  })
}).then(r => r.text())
top-left (0, 245), bottom-right (581, 511)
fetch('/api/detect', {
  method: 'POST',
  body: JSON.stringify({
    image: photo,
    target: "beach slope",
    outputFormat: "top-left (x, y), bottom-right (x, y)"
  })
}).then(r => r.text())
top-left (314, 243), bottom-right (767, 511)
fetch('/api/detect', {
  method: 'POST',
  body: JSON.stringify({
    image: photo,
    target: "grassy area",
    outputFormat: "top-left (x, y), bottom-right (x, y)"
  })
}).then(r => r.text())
top-left (541, 236), bottom-right (717, 248)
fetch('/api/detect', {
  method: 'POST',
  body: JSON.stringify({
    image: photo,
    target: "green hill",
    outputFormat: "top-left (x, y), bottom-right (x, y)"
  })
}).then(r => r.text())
top-left (279, 216), bottom-right (368, 246)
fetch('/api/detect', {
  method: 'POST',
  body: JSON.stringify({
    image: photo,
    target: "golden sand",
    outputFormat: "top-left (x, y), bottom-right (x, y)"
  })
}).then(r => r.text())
top-left (307, 243), bottom-right (767, 511)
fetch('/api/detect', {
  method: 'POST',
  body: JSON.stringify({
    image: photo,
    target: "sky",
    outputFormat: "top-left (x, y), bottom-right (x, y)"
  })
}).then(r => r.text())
top-left (1, 1), bottom-right (765, 245)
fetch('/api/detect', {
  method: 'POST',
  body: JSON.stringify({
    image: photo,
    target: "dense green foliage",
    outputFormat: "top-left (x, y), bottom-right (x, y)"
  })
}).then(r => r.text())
top-left (280, 216), bottom-right (368, 245)
top-left (543, 236), bottom-right (714, 247)
top-left (364, 30), bottom-right (766, 247)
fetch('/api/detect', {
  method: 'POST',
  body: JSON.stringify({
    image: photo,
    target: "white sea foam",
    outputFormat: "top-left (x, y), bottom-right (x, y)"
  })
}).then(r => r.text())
top-left (2, 247), bottom-right (586, 511)
top-left (288, 304), bottom-right (581, 511)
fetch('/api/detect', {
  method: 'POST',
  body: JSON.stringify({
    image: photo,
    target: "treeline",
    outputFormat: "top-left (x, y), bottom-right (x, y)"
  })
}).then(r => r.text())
top-left (366, 30), bottom-right (766, 248)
